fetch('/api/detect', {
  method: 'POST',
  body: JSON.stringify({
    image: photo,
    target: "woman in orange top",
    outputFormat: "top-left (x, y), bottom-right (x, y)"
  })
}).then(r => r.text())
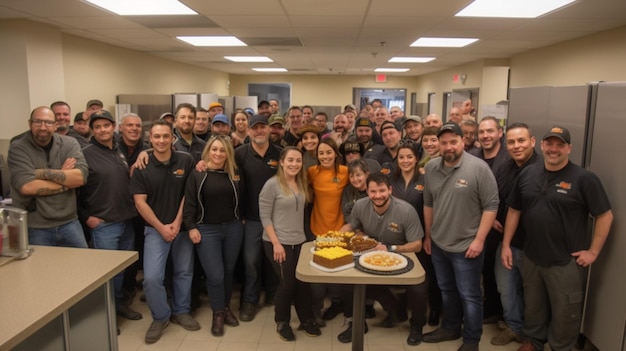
top-left (307, 138), bottom-right (349, 236)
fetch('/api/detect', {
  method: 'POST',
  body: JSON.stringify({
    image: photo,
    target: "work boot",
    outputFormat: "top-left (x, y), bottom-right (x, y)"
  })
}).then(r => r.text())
top-left (337, 318), bottom-right (368, 343)
top-left (211, 311), bottom-right (225, 336)
top-left (277, 322), bottom-right (295, 341)
top-left (224, 307), bottom-right (240, 327)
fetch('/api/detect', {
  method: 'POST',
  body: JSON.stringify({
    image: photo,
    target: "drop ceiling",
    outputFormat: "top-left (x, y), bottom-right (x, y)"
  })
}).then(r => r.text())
top-left (1, 0), bottom-right (625, 76)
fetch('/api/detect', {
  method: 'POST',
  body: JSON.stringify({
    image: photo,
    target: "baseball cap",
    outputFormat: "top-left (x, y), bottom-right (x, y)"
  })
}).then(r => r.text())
top-left (212, 113), bottom-right (230, 126)
top-left (243, 107), bottom-right (255, 116)
top-left (89, 109), bottom-right (115, 127)
top-left (344, 104), bottom-right (357, 112)
top-left (402, 115), bottom-right (422, 127)
top-left (437, 122), bottom-right (463, 138)
top-left (542, 126), bottom-right (571, 144)
top-left (86, 99), bottom-right (103, 109)
top-left (380, 120), bottom-right (399, 132)
top-left (160, 112), bottom-right (174, 120)
top-left (74, 112), bottom-right (85, 122)
top-left (268, 115), bottom-right (285, 126)
top-left (355, 117), bottom-right (374, 129)
top-left (208, 102), bottom-right (223, 110)
top-left (249, 114), bottom-right (268, 128)
top-left (341, 141), bottom-right (363, 156)
top-left (258, 100), bottom-right (270, 108)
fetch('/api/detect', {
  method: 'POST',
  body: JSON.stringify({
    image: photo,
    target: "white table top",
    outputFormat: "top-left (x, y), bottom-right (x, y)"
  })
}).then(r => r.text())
top-left (0, 246), bottom-right (137, 349)
top-left (296, 242), bottom-right (425, 285)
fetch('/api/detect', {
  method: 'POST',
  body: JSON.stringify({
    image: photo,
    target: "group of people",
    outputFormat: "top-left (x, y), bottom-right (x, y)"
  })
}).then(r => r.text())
top-left (7, 97), bottom-right (612, 351)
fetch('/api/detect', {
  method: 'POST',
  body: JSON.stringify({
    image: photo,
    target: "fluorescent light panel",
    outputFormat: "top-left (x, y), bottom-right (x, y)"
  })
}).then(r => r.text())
top-left (83, 0), bottom-right (197, 15)
top-left (225, 56), bottom-right (273, 62)
top-left (410, 37), bottom-right (478, 48)
top-left (389, 57), bottom-right (436, 63)
top-left (375, 68), bottom-right (410, 73)
top-left (253, 68), bottom-right (288, 72)
top-left (177, 36), bottom-right (246, 47)
top-left (456, 0), bottom-right (576, 18)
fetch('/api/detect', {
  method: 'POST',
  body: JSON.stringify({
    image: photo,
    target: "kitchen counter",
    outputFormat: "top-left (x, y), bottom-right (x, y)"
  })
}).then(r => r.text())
top-left (0, 245), bottom-right (137, 351)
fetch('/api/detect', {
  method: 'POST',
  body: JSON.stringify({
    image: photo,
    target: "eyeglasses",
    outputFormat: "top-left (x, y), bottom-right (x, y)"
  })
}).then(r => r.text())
top-left (398, 139), bottom-right (415, 146)
top-left (30, 119), bottom-right (56, 127)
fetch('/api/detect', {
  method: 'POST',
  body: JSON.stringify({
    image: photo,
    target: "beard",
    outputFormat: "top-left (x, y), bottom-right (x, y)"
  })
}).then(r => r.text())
top-left (443, 150), bottom-right (462, 163)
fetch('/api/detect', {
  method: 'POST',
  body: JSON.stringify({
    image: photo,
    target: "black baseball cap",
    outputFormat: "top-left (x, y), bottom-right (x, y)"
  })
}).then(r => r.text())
top-left (542, 126), bottom-right (571, 144)
top-left (437, 122), bottom-right (463, 138)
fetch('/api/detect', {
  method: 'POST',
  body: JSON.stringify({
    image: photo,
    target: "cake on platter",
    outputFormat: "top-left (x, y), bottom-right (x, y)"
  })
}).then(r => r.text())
top-left (314, 230), bottom-right (355, 250)
top-left (313, 247), bottom-right (354, 269)
top-left (349, 235), bottom-right (378, 253)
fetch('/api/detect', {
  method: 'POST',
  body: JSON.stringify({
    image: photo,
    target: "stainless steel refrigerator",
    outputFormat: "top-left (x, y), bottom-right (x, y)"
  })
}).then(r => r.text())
top-left (508, 82), bottom-right (626, 350)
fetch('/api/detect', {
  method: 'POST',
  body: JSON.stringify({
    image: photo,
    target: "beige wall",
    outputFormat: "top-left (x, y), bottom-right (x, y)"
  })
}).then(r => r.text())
top-left (510, 26), bottom-right (626, 87)
top-left (229, 74), bottom-right (418, 108)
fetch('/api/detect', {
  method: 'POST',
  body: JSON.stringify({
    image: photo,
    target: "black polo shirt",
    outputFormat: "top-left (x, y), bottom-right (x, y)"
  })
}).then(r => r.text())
top-left (173, 129), bottom-right (206, 163)
top-left (129, 151), bottom-right (194, 226)
top-left (235, 142), bottom-right (282, 221)
top-left (508, 161), bottom-right (611, 266)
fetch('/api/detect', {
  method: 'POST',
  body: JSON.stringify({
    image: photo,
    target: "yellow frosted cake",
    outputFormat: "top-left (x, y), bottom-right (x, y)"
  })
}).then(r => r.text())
top-left (314, 231), bottom-right (355, 250)
top-left (313, 247), bottom-right (354, 269)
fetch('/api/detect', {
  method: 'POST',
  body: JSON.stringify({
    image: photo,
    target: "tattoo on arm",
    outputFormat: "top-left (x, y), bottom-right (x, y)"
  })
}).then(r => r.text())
top-left (36, 169), bottom-right (67, 184)
top-left (35, 186), bottom-right (67, 196)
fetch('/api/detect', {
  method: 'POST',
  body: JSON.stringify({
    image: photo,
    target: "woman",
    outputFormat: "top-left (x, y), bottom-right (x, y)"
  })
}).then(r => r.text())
top-left (231, 109), bottom-right (249, 146)
top-left (418, 127), bottom-right (441, 174)
top-left (307, 138), bottom-right (349, 324)
top-left (341, 159), bottom-right (370, 222)
top-left (259, 147), bottom-right (321, 341)
top-left (391, 144), bottom-right (442, 326)
top-left (183, 135), bottom-right (243, 337)
top-left (297, 123), bottom-right (321, 170)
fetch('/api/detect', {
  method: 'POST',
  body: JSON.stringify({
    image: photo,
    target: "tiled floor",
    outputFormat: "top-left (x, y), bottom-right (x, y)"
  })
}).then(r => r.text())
top-left (117, 290), bottom-right (540, 351)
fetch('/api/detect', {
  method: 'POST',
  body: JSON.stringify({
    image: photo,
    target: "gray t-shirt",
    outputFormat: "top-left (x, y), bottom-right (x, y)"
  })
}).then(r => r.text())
top-left (423, 151), bottom-right (499, 252)
top-left (259, 176), bottom-right (307, 245)
top-left (349, 196), bottom-right (424, 245)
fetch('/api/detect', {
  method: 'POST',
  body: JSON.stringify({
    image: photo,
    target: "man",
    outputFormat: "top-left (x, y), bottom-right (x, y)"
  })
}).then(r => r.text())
top-left (8, 106), bottom-right (88, 248)
top-left (194, 107), bottom-right (211, 141)
top-left (389, 106), bottom-right (405, 122)
top-left (502, 126), bottom-right (612, 351)
top-left (72, 112), bottom-right (90, 139)
top-left (470, 116), bottom-right (509, 323)
top-left (460, 119), bottom-right (480, 153)
top-left (269, 99), bottom-right (280, 115)
top-left (402, 115), bottom-right (424, 158)
top-left (364, 120), bottom-right (401, 174)
top-left (313, 112), bottom-right (331, 135)
top-left (160, 112), bottom-right (175, 126)
top-left (371, 99), bottom-right (383, 109)
top-left (268, 114), bottom-right (288, 147)
top-left (371, 107), bottom-right (389, 145)
top-left (207, 102), bottom-right (224, 122)
top-left (302, 105), bottom-right (314, 124)
top-left (78, 110), bottom-right (142, 321)
top-left (83, 99), bottom-right (103, 122)
top-left (50, 101), bottom-right (88, 145)
top-left (235, 115), bottom-right (282, 321)
top-left (424, 113), bottom-right (443, 129)
top-left (337, 173), bottom-right (427, 345)
top-left (422, 122), bottom-right (499, 351)
top-left (340, 140), bottom-right (381, 175)
top-left (283, 106), bottom-right (304, 146)
top-left (129, 120), bottom-right (199, 344)
top-left (324, 113), bottom-right (350, 145)
top-left (173, 103), bottom-right (206, 163)
top-left (353, 117), bottom-right (376, 150)
top-left (448, 107), bottom-right (463, 124)
top-left (210, 113), bottom-right (231, 137)
top-left (488, 123), bottom-right (543, 346)
top-left (258, 100), bottom-right (271, 119)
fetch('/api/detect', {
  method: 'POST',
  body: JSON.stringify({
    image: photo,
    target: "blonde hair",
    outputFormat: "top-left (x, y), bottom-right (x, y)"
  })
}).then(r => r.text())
top-left (276, 147), bottom-right (311, 203)
top-left (202, 135), bottom-right (238, 179)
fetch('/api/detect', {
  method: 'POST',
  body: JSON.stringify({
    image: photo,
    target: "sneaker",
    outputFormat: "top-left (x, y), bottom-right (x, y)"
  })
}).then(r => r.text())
top-left (117, 305), bottom-right (143, 320)
top-left (277, 322), bottom-right (295, 341)
top-left (491, 321), bottom-right (522, 345)
top-left (313, 310), bottom-right (326, 328)
top-left (322, 301), bottom-right (343, 321)
top-left (365, 304), bottom-right (376, 319)
top-left (170, 313), bottom-right (200, 331)
top-left (239, 302), bottom-right (257, 321)
top-left (422, 328), bottom-right (462, 343)
top-left (407, 327), bottom-right (423, 346)
top-left (298, 320), bottom-right (321, 337)
top-left (337, 319), bottom-right (369, 343)
top-left (224, 307), bottom-right (240, 327)
top-left (145, 320), bottom-right (169, 344)
top-left (517, 339), bottom-right (538, 351)
top-left (458, 341), bottom-right (479, 351)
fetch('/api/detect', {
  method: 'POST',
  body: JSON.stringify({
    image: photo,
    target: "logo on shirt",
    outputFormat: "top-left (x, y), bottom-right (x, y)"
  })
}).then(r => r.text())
top-left (233, 174), bottom-right (240, 182)
top-left (173, 169), bottom-right (185, 176)
top-left (267, 159), bottom-right (279, 168)
top-left (388, 222), bottom-right (400, 233)
top-left (454, 179), bottom-right (468, 188)
top-left (381, 167), bottom-right (391, 175)
top-left (556, 181), bottom-right (572, 194)
top-left (415, 184), bottom-right (424, 192)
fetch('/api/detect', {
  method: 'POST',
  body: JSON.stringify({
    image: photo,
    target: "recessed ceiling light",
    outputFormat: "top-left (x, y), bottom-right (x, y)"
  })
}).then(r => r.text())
top-left (375, 68), bottom-right (410, 73)
top-left (83, 0), bottom-right (197, 15)
top-left (225, 56), bottom-right (273, 62)
top-left (177, 36), bottom-right (247, 47)
top-left (389, 57), bottom-right (436, 63)
top-left (410, 37), bottom-right (479, 48)
top-left (253, 68), bottom-right (288, 72)
top-left (456, 0), bottom-right (575, 18)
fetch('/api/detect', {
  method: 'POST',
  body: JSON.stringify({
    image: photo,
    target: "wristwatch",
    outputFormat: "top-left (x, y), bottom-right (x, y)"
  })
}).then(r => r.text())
top-left (386, 244), bottom-right (397, 252)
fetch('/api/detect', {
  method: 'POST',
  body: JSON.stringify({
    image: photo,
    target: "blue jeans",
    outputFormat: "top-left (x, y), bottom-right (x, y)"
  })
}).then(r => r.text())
top-left (195, 221), bottom-right (243, 311)
top-left (28, 219), bottom-right (88, 248)
top-left (495, 243), bottom-right (524, 334)
top-left (241, 220), bottom-right (263, 304)
top-left (431, 243), bottom-right (484, 343)
top-left (91, 219), bottom-right (136, 308)
top-left (143, 226), bottom-right (194, 322)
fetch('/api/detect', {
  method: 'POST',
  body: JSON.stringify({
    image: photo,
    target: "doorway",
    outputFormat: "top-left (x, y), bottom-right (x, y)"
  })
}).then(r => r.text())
top-left (353, 88), bottom-right (407, 113)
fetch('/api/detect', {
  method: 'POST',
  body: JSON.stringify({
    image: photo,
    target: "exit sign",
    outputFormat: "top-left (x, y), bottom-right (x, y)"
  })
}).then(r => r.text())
top-left (375, 74), bottom-right (387, 83)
